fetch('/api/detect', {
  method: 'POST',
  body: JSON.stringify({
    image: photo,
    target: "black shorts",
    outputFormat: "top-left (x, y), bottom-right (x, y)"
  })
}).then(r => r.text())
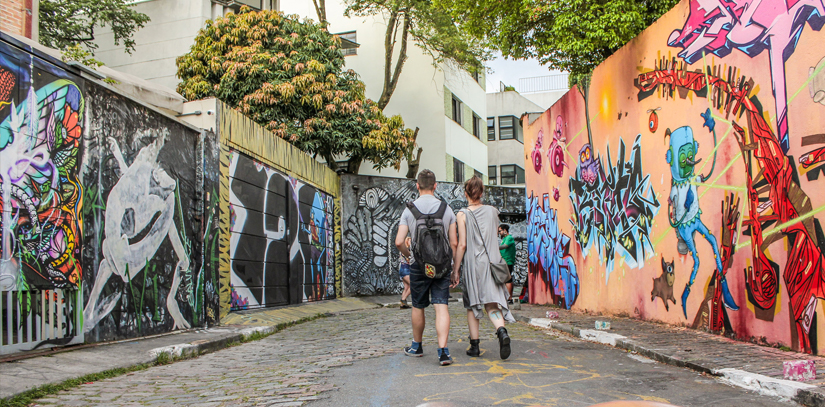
top-left (508, 263), bottom-right (515, 276)
top-left (409, 263), bottom-right (451, 308)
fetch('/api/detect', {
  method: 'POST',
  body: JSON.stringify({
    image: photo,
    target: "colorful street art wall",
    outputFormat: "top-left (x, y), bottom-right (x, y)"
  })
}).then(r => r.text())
top-left (0, 34), bottom-right (221, 345)
top-left (341, 174), bottom-right (526, 296)
top-left (524, 0), bottom-right (825, 353)
top-left (228, 150), bottom-right (335, 310)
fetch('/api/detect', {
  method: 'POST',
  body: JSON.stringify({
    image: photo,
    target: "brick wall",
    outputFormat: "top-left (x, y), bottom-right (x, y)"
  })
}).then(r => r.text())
top-left (0, 0), bottom-right (32, 38)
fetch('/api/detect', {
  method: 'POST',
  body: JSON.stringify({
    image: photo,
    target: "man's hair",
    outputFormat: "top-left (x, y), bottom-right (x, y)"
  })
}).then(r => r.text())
top-left (417, 169), bottom-right (436, 191)
top-left (464, 175), bottom-right (484, 201)
top-left (499, 224), bottom-right (510, 232)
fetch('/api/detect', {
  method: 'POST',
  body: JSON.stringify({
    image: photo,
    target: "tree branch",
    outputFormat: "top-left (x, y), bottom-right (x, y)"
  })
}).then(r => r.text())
top-left (378, 10), bottom-right (409, 110)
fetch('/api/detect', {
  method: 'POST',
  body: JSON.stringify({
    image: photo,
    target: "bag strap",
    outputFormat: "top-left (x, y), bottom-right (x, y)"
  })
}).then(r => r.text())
top-left (406, 202), bottom-right (423, 219)
top-left (433, 200), bottom-right (448, 218)
top-left (465, 207), bottom-right (493, 264)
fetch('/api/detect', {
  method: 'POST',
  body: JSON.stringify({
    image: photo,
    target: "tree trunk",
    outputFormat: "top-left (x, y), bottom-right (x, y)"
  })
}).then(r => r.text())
top-left (377, 9), bottom-right (411, 110)
top-left (323, 152), bottom-right (339, 171)
top-left (405, 147), bottom-right (422, 179)
top-left (312, 0), bottom-right (327, 25)
top-left (404, 127), bottom-right (421, 179)
top-left (347, 156), bottom-right (363, 175)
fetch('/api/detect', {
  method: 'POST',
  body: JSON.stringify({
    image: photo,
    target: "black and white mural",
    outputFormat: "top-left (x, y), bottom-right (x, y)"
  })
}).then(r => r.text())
top-left (341, 174), bottom-right (526, 296)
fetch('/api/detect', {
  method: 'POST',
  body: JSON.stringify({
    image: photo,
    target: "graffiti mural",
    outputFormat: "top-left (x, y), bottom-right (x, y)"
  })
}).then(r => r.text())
top-left (527, 192), bottom-right (579, 309)
top-left (341, 174), bottom-right (526, 296)
top-left (228, 151), bottom-right (335, 310)
top-left (0, 35), bottom-right (224, 347)
top-left (568, 134), bottom-right (660, 280)
top-left (668, 0), bottom-right (825, 153)
top-left (522, 0), bottom-right (825, 354)
top-left (0, 77), bottom-right (84, 291)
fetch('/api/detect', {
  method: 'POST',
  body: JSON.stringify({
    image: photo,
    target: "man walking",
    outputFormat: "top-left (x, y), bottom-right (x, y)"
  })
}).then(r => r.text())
top-left (395, 169), bottom-right (458, 366)
top-left (498, 224), bottom-right (516, 303)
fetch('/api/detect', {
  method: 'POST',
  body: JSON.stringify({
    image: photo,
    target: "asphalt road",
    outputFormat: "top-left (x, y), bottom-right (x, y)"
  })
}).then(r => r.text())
top-left (30, 303), bottom-right (795, 407)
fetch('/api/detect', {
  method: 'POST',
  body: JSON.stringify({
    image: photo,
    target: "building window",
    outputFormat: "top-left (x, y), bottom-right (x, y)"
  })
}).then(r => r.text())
top-left (453, 157), bottom-right (464, 183)
top-left (472, 114), bottom-right (481, 139)
top-left (487, 117), bottom-right (495, 141)
top-left (451, 96), bottom-right (462, 125)
top-left (500, 164), bottom-right (525, 185)
top-left (488, 165), bottom-right (497, 185)
top-left (474, 169), bottom-right (482, 180)
top-left (338, 31), bottom-right (357, 56)
top-left (472, 71), bottom-right (480, 83)
top-left (499, 116), bottom-right (523, 143)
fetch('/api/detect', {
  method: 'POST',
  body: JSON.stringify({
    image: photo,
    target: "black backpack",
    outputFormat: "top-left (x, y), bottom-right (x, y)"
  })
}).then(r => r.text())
top-left (406, 201), bottom-right (453, 279)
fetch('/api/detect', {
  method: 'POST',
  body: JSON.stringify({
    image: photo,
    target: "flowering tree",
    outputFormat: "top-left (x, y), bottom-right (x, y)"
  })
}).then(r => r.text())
top-left (176, 7), bottom-right (415, 173)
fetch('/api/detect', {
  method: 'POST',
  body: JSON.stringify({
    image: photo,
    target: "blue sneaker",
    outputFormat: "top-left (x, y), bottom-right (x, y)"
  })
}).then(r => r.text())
top-left (438, 348), bottom-right (453, 366)
top-left (404, 342), bottom-right (423, 357)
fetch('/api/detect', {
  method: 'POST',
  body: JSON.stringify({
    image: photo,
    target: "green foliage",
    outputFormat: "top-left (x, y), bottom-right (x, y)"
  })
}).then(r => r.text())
top-left (176, 8), bottom-right (414, 172)
top-left (437, 0), bottom-right (679, 78)
top-left (39, 0), bottom-right (150, 55)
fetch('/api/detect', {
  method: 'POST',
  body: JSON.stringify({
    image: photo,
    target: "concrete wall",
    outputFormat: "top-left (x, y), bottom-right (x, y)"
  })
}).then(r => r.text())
top-left (341, 174), bottom-right (525, 296)
top-left (523, 0), bottom-right (825, 354)
top-left (522, 90), bottom-right (568, 111)
top-left (0, 34), bottom-right (221, 344)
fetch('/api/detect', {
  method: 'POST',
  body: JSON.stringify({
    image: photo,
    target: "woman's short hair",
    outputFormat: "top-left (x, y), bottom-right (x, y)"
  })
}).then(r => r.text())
top-left (464, 175), bottom-right (484, 201)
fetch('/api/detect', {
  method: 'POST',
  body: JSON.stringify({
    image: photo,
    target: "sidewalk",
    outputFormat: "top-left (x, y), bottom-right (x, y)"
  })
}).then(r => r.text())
top-left (511, 303), bottom-right (825, 406)
top-left (0, 297), bottom-right (379, 400)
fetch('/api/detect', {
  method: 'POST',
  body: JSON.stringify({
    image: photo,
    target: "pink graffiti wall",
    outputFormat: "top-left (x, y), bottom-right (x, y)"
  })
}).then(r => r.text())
top-left (524, 0), bottom-right (825, 353)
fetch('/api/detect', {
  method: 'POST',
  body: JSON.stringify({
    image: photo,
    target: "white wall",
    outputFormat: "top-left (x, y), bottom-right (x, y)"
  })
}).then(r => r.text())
top-left (521, 89), bottom-right (568, 111)
top-left (92, 0), bottom-right (212, 90)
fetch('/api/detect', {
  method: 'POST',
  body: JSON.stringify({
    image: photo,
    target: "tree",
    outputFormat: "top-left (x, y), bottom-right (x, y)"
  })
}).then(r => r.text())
top-left (312, 0), bottom-right (328, 24)
top-left (39, 0), bottom-right (150, 55)
top-left (436, 0), bottom-right (679, 81)
top-left (345, 0), bottom-right (490, 110)
top-left (176, 7), bottom-right (415, 173)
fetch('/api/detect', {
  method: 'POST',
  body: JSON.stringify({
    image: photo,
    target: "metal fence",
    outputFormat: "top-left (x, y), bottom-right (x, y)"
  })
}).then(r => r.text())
top-left (0, 289), bottom-right (84, 354)
top-left (518, 74), bottom-right (570, 93)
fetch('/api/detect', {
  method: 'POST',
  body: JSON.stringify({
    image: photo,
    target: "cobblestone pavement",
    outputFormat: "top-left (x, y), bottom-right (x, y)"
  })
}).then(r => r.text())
top-left (31, 303), bottom-right (794, 406)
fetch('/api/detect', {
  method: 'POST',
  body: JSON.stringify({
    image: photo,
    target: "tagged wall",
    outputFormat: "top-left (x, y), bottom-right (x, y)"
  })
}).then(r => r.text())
top-left (0, 34), bottom-right (221, 345)
top-left (217, 102), bottom-right (340, 314)
top-left (524, 0), bottom-right (825, 353)
top-left (341, 174), bottom-right (526, 296)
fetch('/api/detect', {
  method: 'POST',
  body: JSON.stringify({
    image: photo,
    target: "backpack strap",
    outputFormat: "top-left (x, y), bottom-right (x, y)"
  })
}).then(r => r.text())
top-left (433, 200), bottom-right (448, 218)
top-left (406, 202), bottom-right (424, 219)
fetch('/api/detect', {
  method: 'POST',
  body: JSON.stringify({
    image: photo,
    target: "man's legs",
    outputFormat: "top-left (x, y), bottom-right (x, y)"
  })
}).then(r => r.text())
top-left (434, 304), bottom-right (450, 348)
top-left (412, 307), bottom-right (425, 343)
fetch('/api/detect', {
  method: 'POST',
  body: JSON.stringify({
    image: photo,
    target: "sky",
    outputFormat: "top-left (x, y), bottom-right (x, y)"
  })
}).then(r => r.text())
top-left (484, 53), bottom-right (566, 93)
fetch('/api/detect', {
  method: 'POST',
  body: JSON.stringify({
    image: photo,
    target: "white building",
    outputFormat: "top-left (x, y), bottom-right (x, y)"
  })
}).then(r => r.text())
top-left (91, 0), bottom-right (488, 183)
top-left (486, 74), bottom-right (567, 187)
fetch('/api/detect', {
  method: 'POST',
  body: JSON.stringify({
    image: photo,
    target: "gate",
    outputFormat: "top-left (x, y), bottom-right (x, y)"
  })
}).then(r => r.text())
top-left (0, 289), bottom-right (84, 355)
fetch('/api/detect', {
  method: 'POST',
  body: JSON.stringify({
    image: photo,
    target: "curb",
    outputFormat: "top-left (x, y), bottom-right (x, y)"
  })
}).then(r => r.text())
top-left (516, 314), bottom-right (824, 407)
top-left (148, 326), bottom-right (275, 360)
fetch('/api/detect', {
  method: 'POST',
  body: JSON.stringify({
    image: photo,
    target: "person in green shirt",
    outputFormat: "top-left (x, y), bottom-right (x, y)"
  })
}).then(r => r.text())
top-left (498, 224), bottom-right (517, 303)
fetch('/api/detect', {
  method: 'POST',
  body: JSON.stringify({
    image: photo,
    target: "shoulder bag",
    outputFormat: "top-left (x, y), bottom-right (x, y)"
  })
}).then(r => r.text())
top-left (466, 207), bottom-right (512, 285)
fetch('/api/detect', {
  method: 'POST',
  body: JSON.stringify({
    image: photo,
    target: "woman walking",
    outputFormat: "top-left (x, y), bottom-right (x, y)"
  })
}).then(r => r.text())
top-left (452, 176), bottom-right (515, 360)
top-left (399, 237), bottom-right (412, 309)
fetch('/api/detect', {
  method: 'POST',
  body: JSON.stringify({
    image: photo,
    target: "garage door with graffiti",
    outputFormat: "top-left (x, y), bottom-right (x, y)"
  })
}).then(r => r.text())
top-left (524, 0), bottom-right (825, 353)
top-left (228, 150), bottom-right (335, 310)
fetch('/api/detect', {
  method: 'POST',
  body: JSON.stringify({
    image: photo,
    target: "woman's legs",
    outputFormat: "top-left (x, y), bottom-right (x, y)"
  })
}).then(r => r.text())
top-left (485, 303), bottom-right (505, 330)
top-left (467, 309), bottom-right (480, 340)
top-left (401, 276), bottom-right (411, 301)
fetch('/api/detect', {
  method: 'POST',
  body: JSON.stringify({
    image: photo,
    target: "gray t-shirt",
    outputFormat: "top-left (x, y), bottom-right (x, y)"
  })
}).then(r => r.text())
top-left (400, 194), bottom-right (456, 242)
